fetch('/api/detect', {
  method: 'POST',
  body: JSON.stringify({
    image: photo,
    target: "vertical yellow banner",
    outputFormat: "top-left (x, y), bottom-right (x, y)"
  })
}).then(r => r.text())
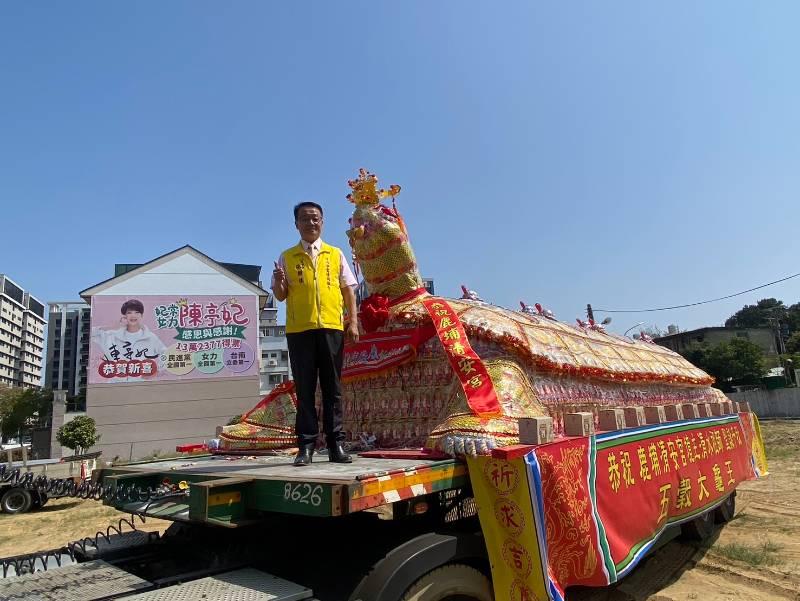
top-left (468, 455), bottom-right (550, 601)
top-left (749, 413), bottom-right (769, 477)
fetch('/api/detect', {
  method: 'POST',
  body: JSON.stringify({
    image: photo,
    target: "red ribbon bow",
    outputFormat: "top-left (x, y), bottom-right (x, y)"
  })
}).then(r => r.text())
top-left (359, 294), bottom-right (390, 333)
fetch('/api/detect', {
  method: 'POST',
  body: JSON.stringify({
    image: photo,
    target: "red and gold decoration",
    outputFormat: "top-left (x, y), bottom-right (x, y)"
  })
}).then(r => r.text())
top-left (468, 413), bottom-right (761, 601)
top-left (471, 414), bottom-right (765, 601)
top-left (536, 439), bottom-right (605, 588)
top-left (468, 454), bottom-right (552, 601)
top-left (218, 381), bottom-right (298, 450)
top-left (346, 168), bottom-right (423, 299)
top-left (358, 294), bottom-right (390, 333)
top-left (422, 297), bottom-right (501, 417)
top-left (592, 416), bottom-right (754, 579)
top-left (341, 325), bottom-right (435, 382)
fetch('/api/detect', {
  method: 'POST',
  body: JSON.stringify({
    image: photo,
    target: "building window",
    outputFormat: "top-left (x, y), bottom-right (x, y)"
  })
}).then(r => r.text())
top-left (66, 397), bottom-right (86, 412)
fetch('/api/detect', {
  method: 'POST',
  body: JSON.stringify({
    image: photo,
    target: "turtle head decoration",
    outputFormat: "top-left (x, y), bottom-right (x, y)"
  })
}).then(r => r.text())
top-left (346, 169), bottom-right (424, 299)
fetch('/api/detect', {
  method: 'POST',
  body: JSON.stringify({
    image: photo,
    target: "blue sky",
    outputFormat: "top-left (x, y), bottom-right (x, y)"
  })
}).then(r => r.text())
top-left (2, 2), bottom-right (799, 334)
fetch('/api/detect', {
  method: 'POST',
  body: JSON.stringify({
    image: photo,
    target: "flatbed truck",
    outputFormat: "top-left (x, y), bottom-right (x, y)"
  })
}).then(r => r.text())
top-left (0, 403), bottom-right (766, 601)
top-left (0, 447), bottom-right (100, 515)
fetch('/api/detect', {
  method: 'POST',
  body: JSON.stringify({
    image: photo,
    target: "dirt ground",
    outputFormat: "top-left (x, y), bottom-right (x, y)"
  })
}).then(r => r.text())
top-left (0, 421), bottom-right (798, 600)
top-left (0, 497), bottom-right (170, 557)
top-left (570, 419), bottom-right (800, 601)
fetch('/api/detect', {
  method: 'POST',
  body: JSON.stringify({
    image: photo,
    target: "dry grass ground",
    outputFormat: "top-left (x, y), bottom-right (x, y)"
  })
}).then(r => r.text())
top-left (0, 497), bottom-right (170, 557)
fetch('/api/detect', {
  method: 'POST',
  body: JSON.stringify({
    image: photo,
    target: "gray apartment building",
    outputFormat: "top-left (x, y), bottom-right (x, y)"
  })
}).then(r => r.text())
top-left (45, 301), bottom-right (91, 399)
top-left (259, 295), bottom-right (291, 394)
top-left (0, 274), bottom-right (46, 389)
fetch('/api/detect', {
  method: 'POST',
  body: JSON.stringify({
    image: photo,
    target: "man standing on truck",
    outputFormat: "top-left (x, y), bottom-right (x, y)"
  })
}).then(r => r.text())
top-left (271, 201), bottom-right (359, 466)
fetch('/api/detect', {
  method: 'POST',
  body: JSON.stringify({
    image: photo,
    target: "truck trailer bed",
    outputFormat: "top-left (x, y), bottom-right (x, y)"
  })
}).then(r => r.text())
top-left (100, 453), bottom-right (468, 525)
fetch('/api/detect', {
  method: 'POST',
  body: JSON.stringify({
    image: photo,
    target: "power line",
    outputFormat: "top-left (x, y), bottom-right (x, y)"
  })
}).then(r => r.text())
top-left (595, 271), bottom-right (800, 314)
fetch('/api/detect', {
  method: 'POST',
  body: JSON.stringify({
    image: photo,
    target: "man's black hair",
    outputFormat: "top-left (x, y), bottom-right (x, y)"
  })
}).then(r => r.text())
top-left (121, 299), bottom-right (145, 315)
top-left (293, 201), bottom-right (324, 221)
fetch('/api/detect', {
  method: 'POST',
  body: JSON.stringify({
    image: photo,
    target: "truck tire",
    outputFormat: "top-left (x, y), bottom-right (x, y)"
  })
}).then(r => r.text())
top-left (1, 487), bottom-right (33, 514)
top-left (348, 531), bottom-right (489, 601)
top-left (714, 491), bottom-right (735, 524)
top-left (30, 491), bottom-right (48, 509)
top-left (681, 509), bottom-right (715, 541)
top-left (400, 564), bottom-right (493, 601)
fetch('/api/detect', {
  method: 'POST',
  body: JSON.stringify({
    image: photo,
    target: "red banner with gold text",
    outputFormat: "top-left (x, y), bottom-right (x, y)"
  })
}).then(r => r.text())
top-left (592, 415), bottom-right (756, 578)
top-left (421, 297), bottom-right (501, 416)
top-left (475, 414), bottom-right (765, 600)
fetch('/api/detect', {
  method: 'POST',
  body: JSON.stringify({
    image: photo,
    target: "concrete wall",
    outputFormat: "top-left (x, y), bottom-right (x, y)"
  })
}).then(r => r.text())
top-left (728, 387), bottom-right (800, 418)
top-left (49, 389), bottom-right (67, 458)
top-left (88, 375), bottom-right (260, 461)
top-left (705, 328), bottom-right (777, 355)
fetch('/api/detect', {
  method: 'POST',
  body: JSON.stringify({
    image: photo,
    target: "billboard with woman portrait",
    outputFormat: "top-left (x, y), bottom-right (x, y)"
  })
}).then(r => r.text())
top-left (89, 294), bottom-right (259, 384)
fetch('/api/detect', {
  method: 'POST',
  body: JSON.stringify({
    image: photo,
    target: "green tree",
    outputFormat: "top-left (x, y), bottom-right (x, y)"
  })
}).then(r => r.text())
top-left (0, 388), bottom-right (52, 441)
top-left (780, 352), bottom-right (800, 385)
top-left (709, 338), bottom-right (765, 384)
top-left (681, 338), bottom-right (765, 391)
top-left (786, 302), bottom-right (800, 333)
top-left (680, 342), bottom-right (711, 373)
top-left (725, 298), bottom-right (786, 328)
top-left (56, 415), bottom-right (101, 454)
top-left (785, 332), bottom-right (800, 354)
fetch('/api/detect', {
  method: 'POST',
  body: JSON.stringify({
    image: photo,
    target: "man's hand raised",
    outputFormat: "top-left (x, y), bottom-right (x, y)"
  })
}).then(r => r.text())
top-left (272, 261), bottom-right (287, 286)
top-left (271, 261), bottom-right (288, 301)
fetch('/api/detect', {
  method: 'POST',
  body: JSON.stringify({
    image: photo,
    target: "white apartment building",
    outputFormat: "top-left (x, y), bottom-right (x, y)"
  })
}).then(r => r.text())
top-left (0, 275), bottom-right (46, 389)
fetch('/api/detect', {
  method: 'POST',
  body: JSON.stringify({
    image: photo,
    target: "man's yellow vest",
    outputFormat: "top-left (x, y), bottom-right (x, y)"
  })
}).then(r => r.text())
top-left (283, 241), bottom-right (345, 333)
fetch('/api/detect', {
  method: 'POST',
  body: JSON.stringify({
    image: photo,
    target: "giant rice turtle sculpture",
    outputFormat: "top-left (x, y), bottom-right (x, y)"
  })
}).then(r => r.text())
top-left (219, 170), bottom-right (721, 456)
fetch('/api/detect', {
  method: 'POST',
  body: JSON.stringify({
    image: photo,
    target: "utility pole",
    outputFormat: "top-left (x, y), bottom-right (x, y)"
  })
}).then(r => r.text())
top-left (768, 317), bottom-right (787, 355)
top-left (586, 304), bottom-right (595, 322)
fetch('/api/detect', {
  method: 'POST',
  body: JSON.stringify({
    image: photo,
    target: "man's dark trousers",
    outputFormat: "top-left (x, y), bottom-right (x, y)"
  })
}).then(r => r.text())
top-left (287, 328), bottom-right (345, 447)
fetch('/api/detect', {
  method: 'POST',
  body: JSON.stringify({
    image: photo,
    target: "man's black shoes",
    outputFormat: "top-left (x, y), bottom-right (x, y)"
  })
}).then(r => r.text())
top-left (328, 442), bottom-right (352, 463)
top-left (293, 444), bottom-right (315, 466)
top-left (294, 442), bottom-right (353, 465)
